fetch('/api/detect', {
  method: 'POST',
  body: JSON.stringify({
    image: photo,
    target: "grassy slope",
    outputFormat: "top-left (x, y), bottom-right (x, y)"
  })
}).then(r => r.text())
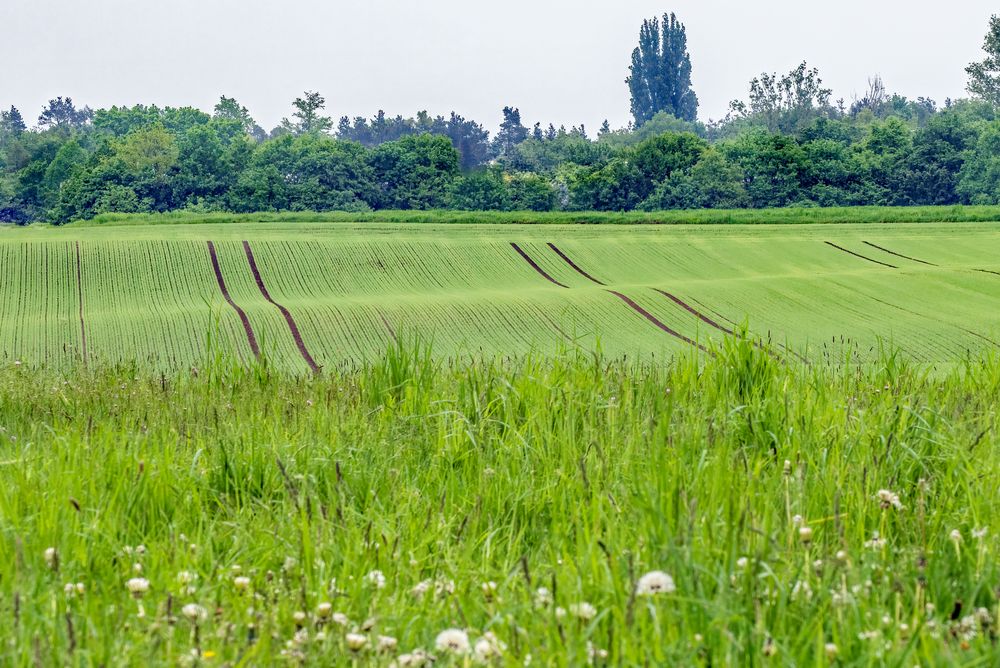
top-left (0, 342), bottom-right (998, 665)
top-left (0, 221), bottom-right (998, 369)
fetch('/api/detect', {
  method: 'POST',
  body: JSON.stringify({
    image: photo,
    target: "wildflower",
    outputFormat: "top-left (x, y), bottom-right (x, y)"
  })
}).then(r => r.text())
top-left (693, 633), bottom-right (704, 643)
top-left (331, 612), bottom-right (350, 627)
top-left (950, 529), bottom-right (963, 544)
top-left (233, 576), bottom-right (250, 592)
top-left (395, 649), bottom-right (432, 667)
top-left (877, 489), bottom-right (904, 510)
top-left (533, 587), bottom-right (552, 608)
top-left (377, 635), bottom-right (398, 653)
top-left (135, 545), bottom-right (147, 555)
top-left (126, 577), bottom-right (150, 599)
top-left (790, 580), bottom-right (812, 601)
top-left (132, 562), bottom-right (143, 574)
top-left (973, 527), bottom-right (988, 539)
top-left (345, 633), bottom-right (368, 651)
top-left (792, 514), bottom-right (803, 527)
top-left (554, 607), bottom-right (567, 620)
top-left (762, 637), bottom-right (777, 657)
top-left (177, 571), bottom-right (196, 585)
top-left (411, 580), bottom-right (432, 597)
top-left (783, 460), bottom-right (792, 476)
top-left (835, 549), bottom-right (849, 563)
top-left (435, 628), bottom-right (471, 654)
top-left (569, 602), bottom-right (597, 620)
top-left (864, 532), bottom-right (886, 550)
top-left (282, 556), bottom-right (297, 572)
top-left (316, 602), bottom-right (333, 619)
top-left (434, 579), bottom-right (455, 597)
top-left (182, 603), bottom-right (207, 623)
top-left (798, 526), bottom-right (813, 545)
top-left (736, 557), bottom-right (749, 570)
top-left (586, 641), bottom-right (609, 664)
top-left (367, 570), bottom-right (387, 589)
top-left (824, 643), bottom-right (838, 658)
top-left (293, 611), bottom-right (307, 625)
top-left (481, 581), bottom-right (498, 600)
top-left (474, 632), bottom-right (505, 661)
top-left (44, 547), bottom-right (58, 570)
top-left (635, 570), bottom-right (676, 596)
top-left (63, 583), bottom-right (77, 597)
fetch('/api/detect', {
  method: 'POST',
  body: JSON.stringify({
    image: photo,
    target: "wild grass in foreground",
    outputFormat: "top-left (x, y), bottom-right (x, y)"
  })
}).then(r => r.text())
top-left (1, 339), bottom-right (999, 665)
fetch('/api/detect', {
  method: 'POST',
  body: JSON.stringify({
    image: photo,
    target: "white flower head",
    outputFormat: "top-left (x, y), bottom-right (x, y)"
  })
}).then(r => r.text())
top-left (877, 489), bottom-right (904, 510)
top-left (126, 577), bottom-right (150, 598)
top-left (44, 547), bottom-right (58, 570)
top-left (435, 628), bottom-right (471, 654)
top-left (233, 575), bottom-right (250, 591)
top-left (569, 602), bottom-right (597, 620)
top-left (950, 529), bottom-right (963, 543)
top-left (376, 635), bottom-right (398, 653)
top-left (474, 631), bottom-right (506, 662)
top-left (345, 632), bottom-right (368, 651)
top-left (533, 587), bottom-right (552, 608)
top-left (635, 570), bottom-right (676, 596)
top-left (366, 570), bottom-right (387, 589)
top-left (182, 603), bottom-right (207, 623)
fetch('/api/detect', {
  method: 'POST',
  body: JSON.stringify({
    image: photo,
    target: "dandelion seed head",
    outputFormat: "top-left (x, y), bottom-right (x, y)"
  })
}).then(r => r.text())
top-left (345, 632), bottom-right (368, 651)
top-left (435, 628), bottom-right (470, 654)
top-left (635, 570), bottom-right (676, 596)
top-left (181, 603), bottom-right (207, 623)
top-left (377, 635), bottom-right (398, 653)
top-left (569, 602), bottom-right (597, 620)
top-left (366, 570), bottom-right (387, 589)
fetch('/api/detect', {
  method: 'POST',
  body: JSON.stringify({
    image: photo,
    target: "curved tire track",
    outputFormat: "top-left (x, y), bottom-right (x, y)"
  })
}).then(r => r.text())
top-left (546, 243), bottom-right (606, 285)
top-left (75, 241), bottom-right (88, 365)
top-left (824, 242), bottom-right (898, 269)
top-left (862, 241), bottom-right (937, 266)
top-left (242, 241), bottom-right (321, 374)
top-left (607, 291), bottom-right (710, 354)
top-left (510, 243), bottom-right (568, 288)
top-left (207, 241), bottom-right (260, 360)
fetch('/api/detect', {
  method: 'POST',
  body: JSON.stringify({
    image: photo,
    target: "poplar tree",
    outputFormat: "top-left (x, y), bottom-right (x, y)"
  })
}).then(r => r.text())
top-left (626, 13), bottom-right (699, 125)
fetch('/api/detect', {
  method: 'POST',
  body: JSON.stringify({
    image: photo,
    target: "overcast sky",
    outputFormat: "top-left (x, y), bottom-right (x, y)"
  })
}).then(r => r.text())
top-left (1, 0), bottom-right (996, 133)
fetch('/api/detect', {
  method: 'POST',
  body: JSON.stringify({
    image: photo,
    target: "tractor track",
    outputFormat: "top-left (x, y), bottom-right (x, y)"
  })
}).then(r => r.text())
top-left (207, 241), bottom-right (260, 360)
top-left (510, 243), bottom-right (568, 288)
top-left (824, 242), bottom-right (898, 269)
top-left (242, 241), bottom-right (320, 374)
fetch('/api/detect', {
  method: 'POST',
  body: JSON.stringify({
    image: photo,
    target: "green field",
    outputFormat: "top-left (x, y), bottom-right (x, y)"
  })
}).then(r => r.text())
top-left (1, 220), bottom-right (998, 369)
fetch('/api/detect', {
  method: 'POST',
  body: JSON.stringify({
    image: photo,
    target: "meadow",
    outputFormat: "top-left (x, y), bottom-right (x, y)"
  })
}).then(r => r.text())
top-left (1, 339), bottom-right (999, 665)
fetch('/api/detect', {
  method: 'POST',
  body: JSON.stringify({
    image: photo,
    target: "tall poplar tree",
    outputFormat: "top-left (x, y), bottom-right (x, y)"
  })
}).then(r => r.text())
top-left (626, 13), bottom-right (699, 125)
top-left (967, 15), bottom-right (1000, 106)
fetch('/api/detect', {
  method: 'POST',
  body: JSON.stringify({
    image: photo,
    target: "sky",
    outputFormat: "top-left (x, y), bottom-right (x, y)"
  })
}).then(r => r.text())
top-left (1, 0), bottom-right (996, 134)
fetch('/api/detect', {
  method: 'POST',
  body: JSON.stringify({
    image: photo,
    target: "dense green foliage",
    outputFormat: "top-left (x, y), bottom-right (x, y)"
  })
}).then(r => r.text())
top-left (2, 340), bottom-right (1000, 665)
top-left (3, 15), bottom-right (1000, 223)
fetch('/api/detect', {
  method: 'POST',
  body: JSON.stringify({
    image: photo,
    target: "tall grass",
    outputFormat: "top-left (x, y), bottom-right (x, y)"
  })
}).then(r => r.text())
top-left (62, 204), bottom-right (1000, 227)
top-left (0, 339), bottom-right (998, 665)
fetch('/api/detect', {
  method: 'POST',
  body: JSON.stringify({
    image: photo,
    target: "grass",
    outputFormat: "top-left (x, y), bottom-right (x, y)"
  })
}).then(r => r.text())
top-left (0, 221), bottom-right (998, 369)
top-left (1, 338), bottom-right (999, 665)
top-left (56, 204), bottom-right (1000, 227)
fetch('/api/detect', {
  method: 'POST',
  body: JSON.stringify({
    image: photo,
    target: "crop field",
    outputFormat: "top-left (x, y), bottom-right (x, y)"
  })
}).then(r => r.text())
top-left (0, 221), bottom-right (998, 370)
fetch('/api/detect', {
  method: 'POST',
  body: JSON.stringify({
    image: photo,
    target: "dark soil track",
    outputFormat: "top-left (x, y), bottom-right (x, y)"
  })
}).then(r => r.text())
top-left (510, 243), bottom-right (568, 288)
top-left (824, 242), bottom-right (898, 269)
top-left (242, 241), bottom-right (320, 373)
top-left (862, 241), bottom-right (937, 266)
top-left (607, 291), bottom-right (709, 353)
top-left (75, 241), bottom-right (87, 365)
top-left (975, 268), bottom-right (1000, 277)
top-left (654, 290), bottom-right (734, 335)
top-left (207, 241), bottom-right (260, 360)
top-left (546, 243), bottom-right (606, 285)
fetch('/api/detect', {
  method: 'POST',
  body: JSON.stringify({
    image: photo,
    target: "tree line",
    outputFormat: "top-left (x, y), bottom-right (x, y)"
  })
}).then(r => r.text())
top-left (2, 14), bottom-right (1000, 224)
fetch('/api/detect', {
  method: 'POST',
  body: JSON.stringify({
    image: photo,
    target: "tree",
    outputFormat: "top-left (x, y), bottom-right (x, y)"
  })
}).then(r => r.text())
top-left (728, 62), bottom-right (833, 133)
top-left (641, 149), bottom-right (748, 210)
top-left (369, 134), bottom-right (460, 209)
top-left (626, 13), bottom-right (699, 125)
top-left (493, 107), bottom-right (529, 159)
top-left (958, 120), bottom-right (1000, 203)
top-left (1, 107), bottom-right (27, 138)
top-left (37, 97), bottom-right (93, 130)
top-left (280, 91), bottom-right (334, 136)
top-left (967, 15), bottom-right (1000, 105)
top-left (213, 96), bottom-right (266, 140)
